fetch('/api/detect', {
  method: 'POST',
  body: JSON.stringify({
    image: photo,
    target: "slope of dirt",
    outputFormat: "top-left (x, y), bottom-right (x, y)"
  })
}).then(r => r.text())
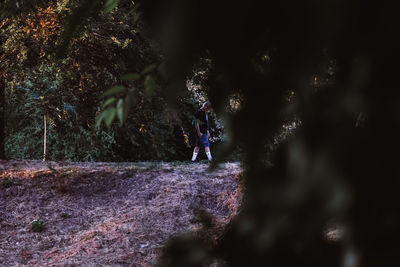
top-left (0, 160), bottom-right (242, 266)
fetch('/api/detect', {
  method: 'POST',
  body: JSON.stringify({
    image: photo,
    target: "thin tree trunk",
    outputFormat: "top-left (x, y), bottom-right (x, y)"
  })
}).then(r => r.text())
top-left (43, 114), bottom-right (46, 161)
top-left (0, 73), bottom-right (5, 159)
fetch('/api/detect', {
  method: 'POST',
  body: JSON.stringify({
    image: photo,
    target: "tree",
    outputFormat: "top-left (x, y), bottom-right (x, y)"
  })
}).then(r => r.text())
top-left (0, 0), bottom-right (216, 161)
top-left (0, 72), bottom-right (4, 159)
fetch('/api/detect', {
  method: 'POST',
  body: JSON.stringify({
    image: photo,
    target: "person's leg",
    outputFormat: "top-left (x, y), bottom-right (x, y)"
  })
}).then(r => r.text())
top-left (192, 133), bottom-right (202, 161)
top-left (192, 146), bottom-right (200, 161)
top-left (205, 146), bottom-right (212, 160)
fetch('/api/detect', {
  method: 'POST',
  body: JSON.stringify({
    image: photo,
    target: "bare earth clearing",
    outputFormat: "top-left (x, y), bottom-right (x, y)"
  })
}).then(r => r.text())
top-left (0, 160), bottom-right (242, 267)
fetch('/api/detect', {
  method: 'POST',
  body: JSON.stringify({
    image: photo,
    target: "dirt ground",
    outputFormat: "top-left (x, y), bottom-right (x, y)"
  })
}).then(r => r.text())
top-left (0, 160), bottom-right (242, 267)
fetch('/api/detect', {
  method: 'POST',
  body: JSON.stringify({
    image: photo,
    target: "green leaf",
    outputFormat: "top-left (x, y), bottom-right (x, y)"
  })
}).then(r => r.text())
top-left (95, 110), bottom-right (107, 128)
top-left (103, 97), bottom-right (116, 108)
top-left (102, 85), bottom-right (125, 97)
top-left (141, 64), bottom-right (157, 75)
top-left (95, 107), bottom-right (116, 128)
top-left (31, 219), bottom-right (45, 232)
top-left (104, 107), bottom-right (116, 128)
top-left (104, 0), bottom-right (119, 13)
top-left (116, 99), bottom-right (124, 125)
top-left (144, 75), bottom-right (157, 99)
top-left (121, 73), bottom-right (140, 81)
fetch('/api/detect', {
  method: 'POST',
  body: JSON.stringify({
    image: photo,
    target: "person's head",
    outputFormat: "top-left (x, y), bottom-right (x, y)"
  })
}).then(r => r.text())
top-left (201, 101), bottom-right (211, 111)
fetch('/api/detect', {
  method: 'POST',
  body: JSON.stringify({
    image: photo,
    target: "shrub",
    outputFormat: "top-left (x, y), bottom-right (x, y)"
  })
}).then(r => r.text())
top-left (31, 219), bottom-right (45, 232)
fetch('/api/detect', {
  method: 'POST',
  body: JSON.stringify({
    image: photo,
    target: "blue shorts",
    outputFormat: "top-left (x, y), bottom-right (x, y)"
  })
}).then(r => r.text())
top-left (195, 134), bottom-right (210, 147)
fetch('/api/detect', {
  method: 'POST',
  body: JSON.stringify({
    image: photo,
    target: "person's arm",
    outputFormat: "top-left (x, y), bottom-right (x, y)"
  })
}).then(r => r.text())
top-left (207, 130), bottom-right (210, 138)
top-left (195, 122), bottom-right (202, 137)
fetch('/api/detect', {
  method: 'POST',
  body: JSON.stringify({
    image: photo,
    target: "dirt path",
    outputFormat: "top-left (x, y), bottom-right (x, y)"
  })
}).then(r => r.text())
top-left (0, 160), bottom-right (242, 266)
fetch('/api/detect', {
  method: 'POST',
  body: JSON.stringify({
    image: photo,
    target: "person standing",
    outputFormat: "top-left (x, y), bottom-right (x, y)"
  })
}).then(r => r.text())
top-left (191, 101), bottom-right (212, 162)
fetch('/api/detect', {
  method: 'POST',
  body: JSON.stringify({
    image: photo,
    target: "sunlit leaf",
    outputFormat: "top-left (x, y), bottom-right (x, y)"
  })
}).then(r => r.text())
top-left (102, 85), bottom-right (125, 97)
top-left (122, 38), bottom-right (132, 49)
top-left (104, 0), bottom-right (119, 13)
top-left (111, 36), bottom-right (121, 45)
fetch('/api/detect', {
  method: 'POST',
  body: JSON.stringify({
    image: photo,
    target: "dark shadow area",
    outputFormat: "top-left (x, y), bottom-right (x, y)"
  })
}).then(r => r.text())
top-left (136, 1), bottom-right (400, 266)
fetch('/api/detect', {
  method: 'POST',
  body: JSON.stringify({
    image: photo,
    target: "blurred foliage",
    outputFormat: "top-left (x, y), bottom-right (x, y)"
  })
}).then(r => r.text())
top-left (135, 0), bottom-right (400, 267)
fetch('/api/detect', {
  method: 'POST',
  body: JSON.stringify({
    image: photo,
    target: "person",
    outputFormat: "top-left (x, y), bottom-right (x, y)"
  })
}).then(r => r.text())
top-left (191, 101), bottom-right (212, 162)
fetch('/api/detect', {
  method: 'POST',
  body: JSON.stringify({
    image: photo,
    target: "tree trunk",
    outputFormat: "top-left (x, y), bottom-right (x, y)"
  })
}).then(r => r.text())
top-left (0, 73), bottom-right (5, 159)
top-left (43, 114), bottom-right (47, 161)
